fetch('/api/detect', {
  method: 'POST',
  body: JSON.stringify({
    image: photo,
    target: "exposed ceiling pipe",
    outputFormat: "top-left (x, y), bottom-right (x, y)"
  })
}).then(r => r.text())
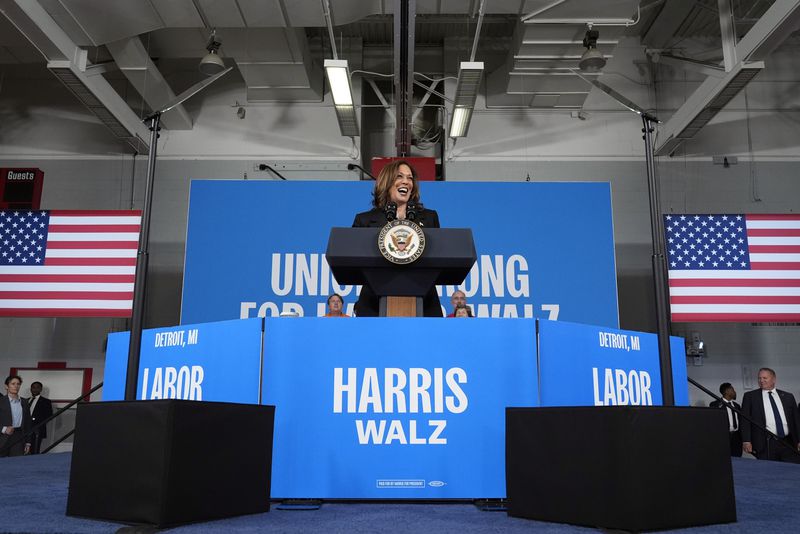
top-left (189, 0), bottom-right (211, 29)
top-left (470, 0), bottom-right (486, 62)
top-left (520, 0), bottom-right (567, 22)
top-left (106, 37), bottom-right (192, 130)
top-left (321, 0), bottom-right (338, 59)
top-left (413, 80), bottom-right (453, 104)
top-left (523, 5), bottom-right (641, 26)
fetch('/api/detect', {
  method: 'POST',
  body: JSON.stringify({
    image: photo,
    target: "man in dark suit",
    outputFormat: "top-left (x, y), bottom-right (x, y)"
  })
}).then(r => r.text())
top-left (0, 375), bottom-right (32, 457)
top-left (741, 368), bottom-right (800, 462)
top-left (709, 382), bottom-right (742, 457)
top-left (28, 381), bottom-right (53, 454)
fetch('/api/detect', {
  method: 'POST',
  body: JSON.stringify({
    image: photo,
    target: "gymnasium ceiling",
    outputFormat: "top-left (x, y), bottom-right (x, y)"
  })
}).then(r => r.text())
top-left (0, 0), bottom-right (797, 155)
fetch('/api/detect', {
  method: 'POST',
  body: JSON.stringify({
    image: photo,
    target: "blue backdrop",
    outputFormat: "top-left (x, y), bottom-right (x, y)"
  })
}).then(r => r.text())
top-left (103, 318), bottom-right (263, 403)
top-left (538, 319), bottom-right (689, 406)
top-left (261, 317), bottom-right (539, 499)
top-left (181, 181), bottom-right (619, 327)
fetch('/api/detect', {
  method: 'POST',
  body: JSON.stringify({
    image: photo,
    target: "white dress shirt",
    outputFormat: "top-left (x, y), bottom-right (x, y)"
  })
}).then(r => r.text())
top-left (722, 400), bottom-right (738, 432)
top-left (761, 388), bottom-right (789, 436)
top-left (2, 396), bottom-right (23, 434)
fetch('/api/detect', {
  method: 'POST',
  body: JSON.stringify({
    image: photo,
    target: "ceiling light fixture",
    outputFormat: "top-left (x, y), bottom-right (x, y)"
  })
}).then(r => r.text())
top-left (579, 27), bottom-right (606, 73)
top-left (449, 61), bottom-right (484, 138)
top-left (324, 59), bottom-right (360, 137)
top-left (199, 30), bottom-right (225, 76)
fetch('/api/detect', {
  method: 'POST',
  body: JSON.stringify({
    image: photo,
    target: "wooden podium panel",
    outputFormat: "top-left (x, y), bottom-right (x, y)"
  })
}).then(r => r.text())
top-left (386, 296), bottom-right (417, 317)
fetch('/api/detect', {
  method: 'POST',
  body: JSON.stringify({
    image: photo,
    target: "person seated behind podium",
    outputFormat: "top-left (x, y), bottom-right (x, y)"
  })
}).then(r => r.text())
top-left (325, 293), bottom-right (350, 317)
top-left (0, 375), bottom-right (32, 457)
top-left (709, 382), bottom-right (742, 457)
top-left (351, 160), bottom-right (442, 318)
top-left (454, 304), bottom-right (473, 318)
top-left (446, 290), bottom-right (467, 317)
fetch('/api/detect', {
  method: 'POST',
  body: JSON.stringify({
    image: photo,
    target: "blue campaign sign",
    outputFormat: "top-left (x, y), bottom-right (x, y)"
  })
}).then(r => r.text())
top-left (261, 317), bottom-right (539, 499)
top-left (181, 181), bottom-right (618, 327)
top-left (103, 318), bottom-right (263, 403)
top-left (537, 320), bottom-right (689, 407)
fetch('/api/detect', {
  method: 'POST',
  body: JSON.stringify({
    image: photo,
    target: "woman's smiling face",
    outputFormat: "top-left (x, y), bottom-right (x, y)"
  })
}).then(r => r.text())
top-left (388, 164), bottom-right (414, 205)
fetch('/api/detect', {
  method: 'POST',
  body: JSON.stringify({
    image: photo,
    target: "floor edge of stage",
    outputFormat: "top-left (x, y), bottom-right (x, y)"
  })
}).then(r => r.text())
top-left (2, 452), bottom-right (798, 533)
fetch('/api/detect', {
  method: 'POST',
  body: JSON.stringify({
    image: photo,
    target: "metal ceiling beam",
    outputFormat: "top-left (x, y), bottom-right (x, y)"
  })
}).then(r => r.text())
top-left (654, 0), bottom-right (800, 156)
top-left (654, 53), bottom-right (725, 78)
top-left (654, 61), bottom-right (763, 156)
top-left (642, 0), bottom-right (695, 48)
top-left (393, 0), bottom-right (415, 156)
top-left (366, 78), bottom-right (395, 123)
top-left (735, 0), bottom-right (800, 61)
top-left (0, 0), bottom-right (150, 153)
top-left (106, 37), bottom-right (193, 131)
top-left (718, 0), bottom-right (737, 71)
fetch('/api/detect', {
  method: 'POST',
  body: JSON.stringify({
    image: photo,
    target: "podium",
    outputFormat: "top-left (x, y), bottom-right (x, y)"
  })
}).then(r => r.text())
top-left (326, 227), bottom-right (476, 316)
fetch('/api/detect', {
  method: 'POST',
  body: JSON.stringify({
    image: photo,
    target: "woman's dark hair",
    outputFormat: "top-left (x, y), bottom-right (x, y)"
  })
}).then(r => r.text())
top-left (371, 160), bottom-right (421, 209)
top-left (454, 304), bottom-right (473, 317)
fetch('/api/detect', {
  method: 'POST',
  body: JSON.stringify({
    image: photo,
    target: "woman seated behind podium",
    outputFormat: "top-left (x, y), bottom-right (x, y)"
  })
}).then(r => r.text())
top-left (454, 304), bottom-right (473, 318)
top-left (325, 293), bottom-right (350, 317)
top-left (352, 160), bottom-right (443, 317)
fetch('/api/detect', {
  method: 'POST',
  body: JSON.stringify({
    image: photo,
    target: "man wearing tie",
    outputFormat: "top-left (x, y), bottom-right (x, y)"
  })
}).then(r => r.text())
top-left (741, 368), bottom-right (800, 462)
top-left (28, 381), bottom-right (53, 454)
top-left (709, 383), bottom-right (742, 457)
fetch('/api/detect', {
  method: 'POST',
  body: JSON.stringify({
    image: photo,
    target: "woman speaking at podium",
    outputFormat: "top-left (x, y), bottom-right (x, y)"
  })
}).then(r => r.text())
top-left (351, 160), bottom-right (443, 317)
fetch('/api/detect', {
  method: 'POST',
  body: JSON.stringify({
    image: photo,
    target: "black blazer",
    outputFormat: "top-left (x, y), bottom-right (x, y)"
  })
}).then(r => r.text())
top-left (741, 388), bottom-right (800, 452)
top-left (352, 207), bottom-right (440, 229)
top-left (0, 394), bottom-right (32, 443)
top-left (30, 396), bottom-right (53, 439)
top-left (709, 399), bottom-right (742, 430)
top-left (351, 207), bottom-right (443, 317)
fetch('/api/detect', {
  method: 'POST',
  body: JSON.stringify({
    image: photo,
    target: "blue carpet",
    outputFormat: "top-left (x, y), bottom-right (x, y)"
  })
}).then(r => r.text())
top-left (1, 453), bottom-right (798, 533)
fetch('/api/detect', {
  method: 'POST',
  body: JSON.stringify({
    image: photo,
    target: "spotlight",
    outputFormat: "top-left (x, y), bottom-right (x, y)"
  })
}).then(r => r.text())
top-left (579, 28), bottom-right (606, 73)
top-left (237, 106), bottom-right (246, 119)
top-left (686, 332), bottom-right (706, 358)
top-left (199, 30), bottom-right (225, 76)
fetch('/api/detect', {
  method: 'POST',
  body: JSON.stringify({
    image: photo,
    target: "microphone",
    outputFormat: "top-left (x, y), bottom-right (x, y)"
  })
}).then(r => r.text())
top-left (384, 202), bottom-right (397, 222)
top-left (346, 163), bottom-right (376, 180)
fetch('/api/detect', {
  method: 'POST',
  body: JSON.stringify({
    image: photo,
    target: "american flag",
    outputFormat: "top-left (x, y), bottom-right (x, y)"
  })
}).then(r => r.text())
top-left (0, 210), bottom-right (141, 317)
top-left (665, 214), bottom-right (800, 322)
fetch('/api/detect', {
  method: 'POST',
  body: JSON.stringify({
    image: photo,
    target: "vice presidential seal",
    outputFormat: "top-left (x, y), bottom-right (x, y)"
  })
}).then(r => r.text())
top-left (378, 219), bottom-right (425, 264)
